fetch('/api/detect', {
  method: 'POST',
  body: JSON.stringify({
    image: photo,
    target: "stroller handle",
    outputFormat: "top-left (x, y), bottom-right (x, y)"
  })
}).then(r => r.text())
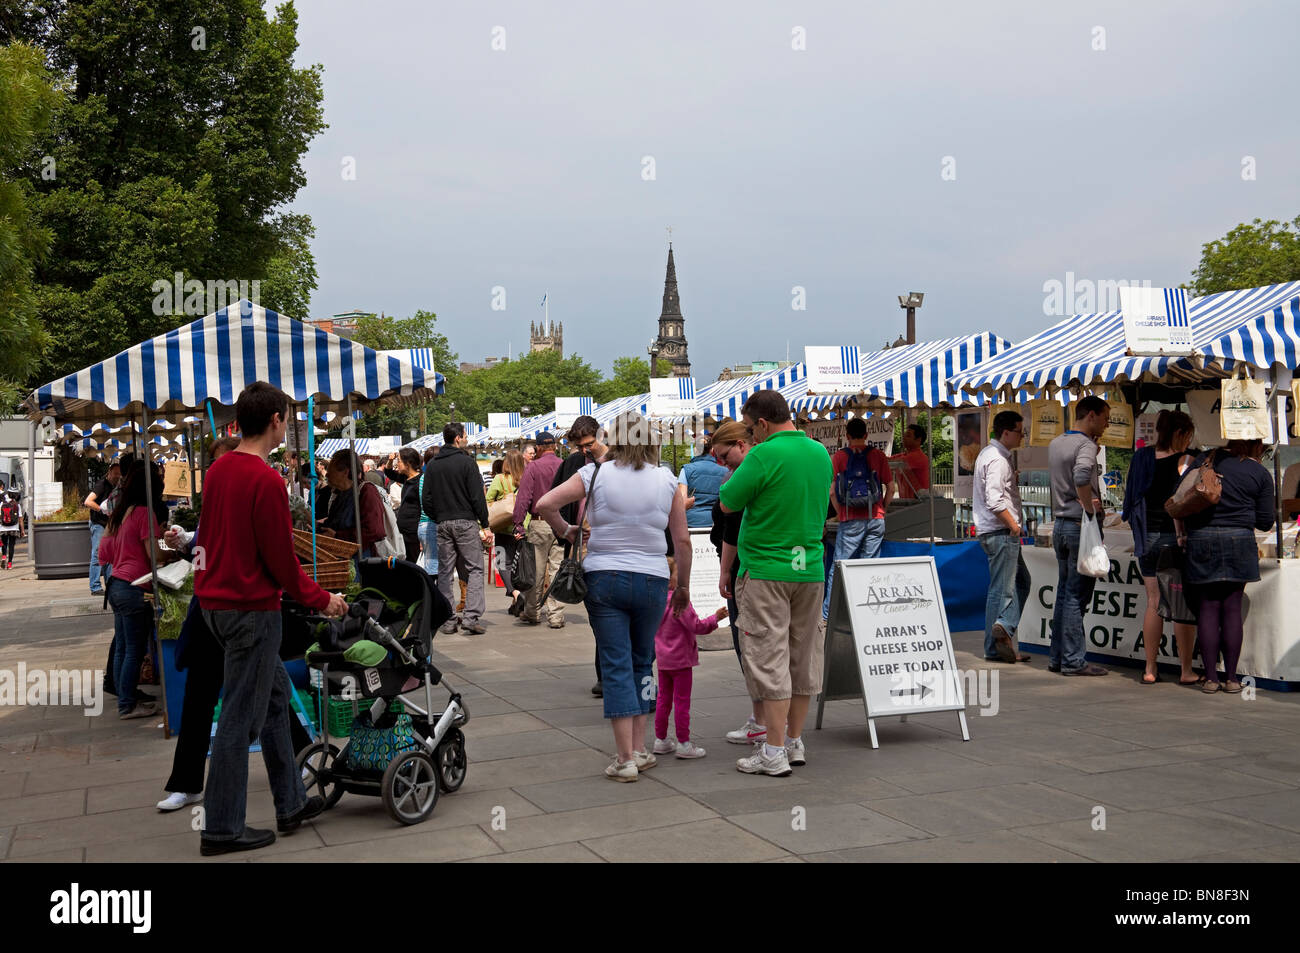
top-left (362, 615), bottom-right (418, 667)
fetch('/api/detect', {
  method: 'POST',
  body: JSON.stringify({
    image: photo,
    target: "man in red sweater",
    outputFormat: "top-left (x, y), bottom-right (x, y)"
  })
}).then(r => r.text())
top-left (195, 382), bottom-right (347, 856)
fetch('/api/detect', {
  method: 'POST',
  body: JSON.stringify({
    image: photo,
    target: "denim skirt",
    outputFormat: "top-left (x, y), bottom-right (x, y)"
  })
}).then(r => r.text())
top-left (1137, 530), bottom-right (1179, 578)
top-left (1184, 525), bottom-right (1260, 585)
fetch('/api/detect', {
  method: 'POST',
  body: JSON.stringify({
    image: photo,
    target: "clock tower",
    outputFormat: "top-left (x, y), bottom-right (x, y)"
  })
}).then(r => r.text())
top-left (650, 243), bottom-right (691, 379)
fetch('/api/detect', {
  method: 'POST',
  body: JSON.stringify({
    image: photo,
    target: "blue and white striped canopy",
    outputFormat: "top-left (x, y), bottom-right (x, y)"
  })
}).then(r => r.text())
top-left (691, 363), bottom-right (809, 422)
top-left (1204, 292), bottom-right (1300, 372)
top-left (405, 422), bottom-right (485, 453)
top-left (24, 300), bottom-right (446, 429)
top-left (314, 436), bottom-right (405, 458)
top-left (792, 332), bottom-right (1009, 412)
top-left (592, 393), bottom-right (652, 426)
top-left (950, 283), bottom-right (1300, 399)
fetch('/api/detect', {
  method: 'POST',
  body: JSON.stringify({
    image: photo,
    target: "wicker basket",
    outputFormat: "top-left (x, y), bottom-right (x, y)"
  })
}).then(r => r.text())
top-left (313, 570), bottom-right (351, 589)
top-left (293, 529), bottom-right (358, 562)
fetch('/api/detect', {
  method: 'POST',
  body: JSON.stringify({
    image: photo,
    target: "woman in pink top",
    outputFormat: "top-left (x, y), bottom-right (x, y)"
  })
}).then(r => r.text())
top-left (99, 462), bottom-right (179, 719)
top-left (652, 557), bottom-right (729, 759)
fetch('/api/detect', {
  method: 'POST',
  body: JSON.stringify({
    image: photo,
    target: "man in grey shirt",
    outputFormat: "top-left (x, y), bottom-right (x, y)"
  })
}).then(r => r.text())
top-left (1047, 395), bottom-right (1110, 676)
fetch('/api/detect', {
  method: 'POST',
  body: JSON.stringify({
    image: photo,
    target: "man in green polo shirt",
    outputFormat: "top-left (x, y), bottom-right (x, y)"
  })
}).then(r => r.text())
top-left (719, 389), bottom-right (833, 777)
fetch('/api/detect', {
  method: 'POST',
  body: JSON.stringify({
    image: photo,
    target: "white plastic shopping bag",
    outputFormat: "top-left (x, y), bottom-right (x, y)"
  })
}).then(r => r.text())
top-left (1076, 512), bottom-right (1110, 578)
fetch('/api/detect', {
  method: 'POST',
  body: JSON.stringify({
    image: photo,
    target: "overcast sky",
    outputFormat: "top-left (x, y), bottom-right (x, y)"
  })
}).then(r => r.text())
top-left (288, 0), bottom-right (1300, 383)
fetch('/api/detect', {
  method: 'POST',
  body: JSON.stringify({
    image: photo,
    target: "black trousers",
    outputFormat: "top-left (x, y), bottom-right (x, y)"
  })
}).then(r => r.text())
top-left (165, 598), bottom-right (312, 794)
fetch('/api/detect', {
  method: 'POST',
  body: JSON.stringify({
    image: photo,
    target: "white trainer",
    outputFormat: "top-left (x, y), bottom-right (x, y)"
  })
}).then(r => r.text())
top-left (632, 749), bottom-right (657, 771)
top-left (785, 737), bottom-right (806, 767)
top-left (652, 737), bottom-right (677, 755)
top-left (726, 717), bottom-right (767, 745)
top-left (156, 791), bottom-right (203, 812)
top-left (675, 741), bottom-right (707, 759)
top-left (736, 745), bottom-right (793, 777)
top-left (605, 756), bottom-right (638, 782)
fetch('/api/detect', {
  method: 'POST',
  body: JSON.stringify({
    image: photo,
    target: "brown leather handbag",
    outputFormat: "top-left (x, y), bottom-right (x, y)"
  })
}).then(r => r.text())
top-left (1165, 452), bottom-right (1222, 519)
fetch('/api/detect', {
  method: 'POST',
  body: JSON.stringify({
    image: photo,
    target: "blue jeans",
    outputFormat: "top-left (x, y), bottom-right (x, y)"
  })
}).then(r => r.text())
top-left (107, 576), bottom-right (152, 714)
top-left (418, 521), bottom-right (439, 576)
top-left (201, 609), bottom-right (305, 840)
top-left (1051, 520), bottom-right (1096, 672)
top-left (822, 517), bottom-right (885, 618)
top-left (979, 531), bottom-right (1031, 657)
top-left (89, 521), bottom-right (106, 592)
top-left (584, 570), bottom-right (669, 719)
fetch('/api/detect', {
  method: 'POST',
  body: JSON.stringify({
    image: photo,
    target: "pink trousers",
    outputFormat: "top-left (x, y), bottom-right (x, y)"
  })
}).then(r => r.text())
top-left (655, 667), bottom-right (693, 742)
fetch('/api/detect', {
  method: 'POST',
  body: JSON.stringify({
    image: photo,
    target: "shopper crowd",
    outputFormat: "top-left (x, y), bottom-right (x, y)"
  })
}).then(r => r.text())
top-left (58, 374), bottom-right (1280, 858)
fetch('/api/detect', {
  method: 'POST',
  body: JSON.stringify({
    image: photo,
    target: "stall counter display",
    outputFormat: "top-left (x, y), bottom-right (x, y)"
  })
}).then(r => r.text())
top-left (1022, 520), bottom-right (1300, 685)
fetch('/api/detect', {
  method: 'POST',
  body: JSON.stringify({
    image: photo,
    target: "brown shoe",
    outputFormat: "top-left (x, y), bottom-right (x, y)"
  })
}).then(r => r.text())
top-left (1202, 681), bottom-right (1222, 694)
top-left (119, 701), bottom-right (158, 720)
top-left (992, 624), bottom-right (1017, 664)
top-left (1223, 681), bottom-right (1243, 694)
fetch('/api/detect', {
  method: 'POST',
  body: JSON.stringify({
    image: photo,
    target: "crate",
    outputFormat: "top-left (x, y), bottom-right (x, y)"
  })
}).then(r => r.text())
top-left (324, 696), bottom-right (374, 738)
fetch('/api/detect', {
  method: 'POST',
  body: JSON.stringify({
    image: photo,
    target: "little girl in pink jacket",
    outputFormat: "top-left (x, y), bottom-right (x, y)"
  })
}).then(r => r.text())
top-left (653, 559), bottom-right (729, 758)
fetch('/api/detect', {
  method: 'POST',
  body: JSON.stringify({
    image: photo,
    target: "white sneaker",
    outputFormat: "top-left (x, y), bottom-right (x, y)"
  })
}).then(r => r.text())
top-left (726, 718), bottom-right (767, 745)
top-left (785, 737), bottom-right (806, 767)
top-left (736, 745), bottom-right (792, 777)
top-left (632, 749), bottom-right (657, 771)
top-left (652, 737), bottom-right (676, 755)
top-left (156, 791), bottom-right (203, 812)
top-left (605, 756), bottom-right (638, 782)
top-left (675, 741), bottom-right (707, 759)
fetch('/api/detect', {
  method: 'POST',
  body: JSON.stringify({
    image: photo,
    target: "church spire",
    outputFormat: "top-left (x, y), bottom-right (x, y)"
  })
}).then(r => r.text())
top-left (651, 240), bottom-right (691, 379)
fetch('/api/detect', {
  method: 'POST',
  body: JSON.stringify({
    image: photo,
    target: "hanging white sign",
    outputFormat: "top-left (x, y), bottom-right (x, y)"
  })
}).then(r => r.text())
top-left (804, 346), bottom-right (863, 394)
top-left (1120, 286), bottom-right (1195, 354)
top-left (649, 377), bottom-right (698, 417)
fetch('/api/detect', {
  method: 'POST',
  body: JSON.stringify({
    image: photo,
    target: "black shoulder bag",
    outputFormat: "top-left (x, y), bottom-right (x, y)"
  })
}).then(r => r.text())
top-left (544, 462), bottom-right (601, 604)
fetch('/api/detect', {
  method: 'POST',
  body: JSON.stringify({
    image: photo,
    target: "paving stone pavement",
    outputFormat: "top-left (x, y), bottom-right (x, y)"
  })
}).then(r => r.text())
top-left (2, 538), bottom-right (1299, 863)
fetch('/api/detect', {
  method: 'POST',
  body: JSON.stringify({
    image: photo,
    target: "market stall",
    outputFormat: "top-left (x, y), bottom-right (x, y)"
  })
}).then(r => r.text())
top-left (23, 299), bottom-right (446, 733)
top-left (790, 333), bottom-right (1012, 541)
top-left (949, 281), bottom-right (1300, 686)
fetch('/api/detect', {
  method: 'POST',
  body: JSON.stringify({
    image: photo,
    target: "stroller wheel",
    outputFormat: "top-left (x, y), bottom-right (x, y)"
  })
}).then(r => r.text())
top-left (436, 727), bottom-right (468, 793)
top-left (382, 751), bottom-right (440, 825)
top-left (297, 742), bottom-right (345, 809)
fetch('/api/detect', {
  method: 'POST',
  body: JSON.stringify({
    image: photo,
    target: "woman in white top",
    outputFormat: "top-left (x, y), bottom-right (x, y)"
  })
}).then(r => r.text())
top-left (538, 413), bottom-right (691, 782)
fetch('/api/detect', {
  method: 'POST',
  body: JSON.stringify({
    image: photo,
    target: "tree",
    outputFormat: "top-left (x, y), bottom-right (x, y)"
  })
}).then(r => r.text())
top-left (1189, 215), bottom-right (1300, 295)
top-left (7, 0), bottom-right (326, 389)
top-left (454, 350), bottom-right (606, 426)
top-left (0, 41), bottom-right (58, 409)
top-left (348, 309), bottom-right (459, 439)
top-left (594, 355), bottom-right (670, 403)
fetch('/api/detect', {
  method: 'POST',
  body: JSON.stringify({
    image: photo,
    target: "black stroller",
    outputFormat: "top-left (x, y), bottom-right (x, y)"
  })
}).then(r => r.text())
top-left (295, 557), bottom-right (469, 825)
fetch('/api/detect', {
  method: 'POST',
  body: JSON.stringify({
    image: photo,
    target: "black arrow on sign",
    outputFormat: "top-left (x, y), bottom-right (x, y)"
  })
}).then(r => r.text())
top-left (890, 684), bottom-right (933, 699)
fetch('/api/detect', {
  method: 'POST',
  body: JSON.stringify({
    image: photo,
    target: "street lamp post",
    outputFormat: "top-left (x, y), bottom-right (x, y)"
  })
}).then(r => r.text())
top-left (897, 292), bottom-right (924, 346)
top-left (897, 292), bottom-right (924, 424)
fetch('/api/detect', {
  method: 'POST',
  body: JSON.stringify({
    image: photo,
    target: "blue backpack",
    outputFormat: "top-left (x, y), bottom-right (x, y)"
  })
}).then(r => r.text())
top-left (836, 447), bottom-right (883, 510)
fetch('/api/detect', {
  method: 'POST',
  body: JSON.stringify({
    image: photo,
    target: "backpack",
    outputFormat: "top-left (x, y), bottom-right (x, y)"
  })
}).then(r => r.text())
top-left (1, 499), bottom-right (17, 526)
top-left (835, 447), bottom-right (883, 510)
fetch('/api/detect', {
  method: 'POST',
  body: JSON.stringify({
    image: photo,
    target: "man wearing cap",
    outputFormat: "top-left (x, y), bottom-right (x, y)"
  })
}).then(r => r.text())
top-left (513, 432), bottom-right (565, 627)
